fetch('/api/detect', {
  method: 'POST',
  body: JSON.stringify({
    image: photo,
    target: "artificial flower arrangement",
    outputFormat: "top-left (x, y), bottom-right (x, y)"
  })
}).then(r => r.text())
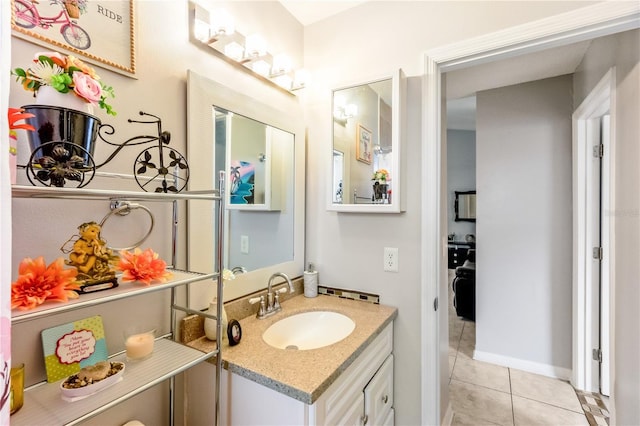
top-left (117, 248), bottom-right (172, 286)
top-left (372, 168), bottom-right (390, 182)
top-left (11, 257), bottom-right (81, 310)
top-left (12, 51), bottom-right (116, 116)
top-left (222, 268), bottom-right (236, 285)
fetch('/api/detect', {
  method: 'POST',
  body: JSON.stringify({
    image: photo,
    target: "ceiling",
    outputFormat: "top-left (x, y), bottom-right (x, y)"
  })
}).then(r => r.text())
top-left (277, 2), bottom-right (594, 131)
top-left (446, 40), bottom-right (592, 130)
top-left (280, 1), bottom-right (365, 26)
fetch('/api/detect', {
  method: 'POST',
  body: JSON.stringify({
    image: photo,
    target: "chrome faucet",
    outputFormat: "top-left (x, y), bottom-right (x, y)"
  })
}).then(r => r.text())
top-left (249, 272), bottom-right (294, 319)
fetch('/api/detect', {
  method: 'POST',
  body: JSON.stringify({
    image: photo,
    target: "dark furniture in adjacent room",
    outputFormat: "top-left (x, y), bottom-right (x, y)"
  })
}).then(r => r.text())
top-left (452, 248), bottom-right (476, 321)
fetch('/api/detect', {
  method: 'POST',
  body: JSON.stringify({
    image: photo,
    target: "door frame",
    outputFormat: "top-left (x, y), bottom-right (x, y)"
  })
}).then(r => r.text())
top-left (420, 3), bottom-right (639, 424)
top-left (572, 68), bottom-right (615, 394)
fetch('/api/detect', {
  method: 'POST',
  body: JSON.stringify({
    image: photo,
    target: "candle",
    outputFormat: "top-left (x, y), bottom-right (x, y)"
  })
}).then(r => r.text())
top-left (125, 331), bottom-right (155, 360)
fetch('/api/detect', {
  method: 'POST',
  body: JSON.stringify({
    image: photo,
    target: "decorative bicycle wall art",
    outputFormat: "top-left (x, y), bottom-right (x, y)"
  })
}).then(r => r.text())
top-left (20, 108), bottom-right (190, 193)
top-left (11, 0), bottom-right (135, 76)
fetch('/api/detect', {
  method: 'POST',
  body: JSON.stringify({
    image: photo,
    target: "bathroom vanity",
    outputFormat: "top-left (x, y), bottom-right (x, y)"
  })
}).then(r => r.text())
top-left (187, 294), bottom-right (397, 425)
top-left (224, 295), bottom-right (395, 425)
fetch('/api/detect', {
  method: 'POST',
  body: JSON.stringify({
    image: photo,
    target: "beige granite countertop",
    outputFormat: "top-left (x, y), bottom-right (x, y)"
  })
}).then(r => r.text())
top-left (186, 294), bottom-right (397, 404)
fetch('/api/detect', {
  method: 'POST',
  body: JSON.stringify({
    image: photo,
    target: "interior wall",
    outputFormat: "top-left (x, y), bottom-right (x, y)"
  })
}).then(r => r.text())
top-left (446, 130), bottom-right (477, 239)
top-left (573, 29), bottom-right (640, 425)
top-left (474, 75), bottom-right (573, 373)
top-left (303, 2), bottom-right (598, 423)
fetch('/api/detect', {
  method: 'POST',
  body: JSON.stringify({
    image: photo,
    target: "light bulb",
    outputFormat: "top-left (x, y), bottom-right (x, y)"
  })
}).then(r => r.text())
top-left (245, 34), bottom-right (267, 58)
top-left (271, 54), bottom-right (292, 75)
top-left (211, 9), bottom-right (235, 37)
top-left (193, 4), bottom-right (211, 42)
top-left (252, 60), bottom-right (271, 76)
top-left (224, 42), bottom-right (244, 62)
top-left (293, 69), bottom-right (310, 89)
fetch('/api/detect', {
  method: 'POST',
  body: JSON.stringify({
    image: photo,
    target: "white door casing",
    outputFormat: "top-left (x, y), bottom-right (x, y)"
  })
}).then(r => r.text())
top-left (600, 114), bottom-right (611, 397)
top-left (421, 3), bottom-right (638, 424)
top-left (572, 68), bottom-right (615, 394)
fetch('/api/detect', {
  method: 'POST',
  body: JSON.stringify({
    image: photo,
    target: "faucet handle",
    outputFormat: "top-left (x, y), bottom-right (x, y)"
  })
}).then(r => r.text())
top-left (275, 287), bottom-right (288, 295)
top-left (249, 295), bottom-right (267, 318)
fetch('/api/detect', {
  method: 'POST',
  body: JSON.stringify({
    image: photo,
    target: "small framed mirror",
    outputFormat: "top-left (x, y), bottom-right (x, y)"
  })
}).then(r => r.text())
top-left (455, 190), bottom-right (476, 222)
top-left (328, 69), bottom-right (406, 213)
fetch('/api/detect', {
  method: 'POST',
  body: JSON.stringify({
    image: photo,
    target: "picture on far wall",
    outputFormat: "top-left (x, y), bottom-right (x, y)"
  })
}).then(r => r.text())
top-left (356, 124), bottom-right (372, 164)
top-left (11, 0), bottom-right (136, 76)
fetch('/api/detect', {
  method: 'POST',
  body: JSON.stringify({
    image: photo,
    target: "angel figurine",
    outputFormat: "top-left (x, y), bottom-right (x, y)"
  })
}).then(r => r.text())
top-left (62, 221), bottom-right (118, 292)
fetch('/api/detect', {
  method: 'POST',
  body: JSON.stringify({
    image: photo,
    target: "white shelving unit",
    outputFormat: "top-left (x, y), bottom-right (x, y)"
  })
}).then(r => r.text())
top-left (10, 183), bottom-right (225, 426)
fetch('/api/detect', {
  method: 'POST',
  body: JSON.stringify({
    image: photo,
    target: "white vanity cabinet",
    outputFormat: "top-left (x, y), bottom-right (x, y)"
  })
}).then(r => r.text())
top-left (221, 322), bottom-right (394, 425)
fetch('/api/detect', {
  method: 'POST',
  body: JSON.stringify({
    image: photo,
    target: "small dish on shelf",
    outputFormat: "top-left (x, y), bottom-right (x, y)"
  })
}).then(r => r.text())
top-left (60, 361), bottom-right (125, 401)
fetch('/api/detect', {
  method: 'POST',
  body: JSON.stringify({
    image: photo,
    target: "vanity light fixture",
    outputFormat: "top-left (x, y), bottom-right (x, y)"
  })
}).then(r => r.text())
top-left (190, 2), bottom-right (309, 95)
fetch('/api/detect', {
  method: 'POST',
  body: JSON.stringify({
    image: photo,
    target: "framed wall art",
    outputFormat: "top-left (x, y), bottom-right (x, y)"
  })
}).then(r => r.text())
top-left (11, 0), bottom-right (136, 76)
top-left (356, 124), bottom-right (372, 164)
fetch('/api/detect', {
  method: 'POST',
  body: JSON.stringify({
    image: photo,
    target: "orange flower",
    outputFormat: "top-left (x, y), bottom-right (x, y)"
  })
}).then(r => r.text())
top-left (117, 248), bottom-right (172, 286)
top-left (66, 55), bottom-right (99, 80)
top-left (8, 108), bottom-right (35, 132)
top-left (11, 257), bottom-right (80, 310)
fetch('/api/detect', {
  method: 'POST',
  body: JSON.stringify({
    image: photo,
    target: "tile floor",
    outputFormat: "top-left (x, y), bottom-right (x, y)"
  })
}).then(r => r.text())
top-left (447, 271), bottom-right (596, 426)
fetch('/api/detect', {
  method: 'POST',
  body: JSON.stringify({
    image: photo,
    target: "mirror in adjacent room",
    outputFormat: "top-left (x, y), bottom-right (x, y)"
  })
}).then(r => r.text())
top-left (455, 190), bottom-right (476, 222)
top-left (187, 70), bottom-right (304, 308)
top-left (328, 69), bottom-right (406, 213)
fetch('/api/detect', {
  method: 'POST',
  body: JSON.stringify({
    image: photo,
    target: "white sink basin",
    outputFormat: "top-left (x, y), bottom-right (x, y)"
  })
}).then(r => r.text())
top-left (262, 311), bottom-right (355, 350)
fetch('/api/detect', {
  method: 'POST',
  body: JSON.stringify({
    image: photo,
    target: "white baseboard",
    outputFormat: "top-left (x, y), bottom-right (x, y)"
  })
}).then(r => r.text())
top-left (442, 402), bottom-right (454, 426)
top-left (473, 350), bottom-right (572, 381)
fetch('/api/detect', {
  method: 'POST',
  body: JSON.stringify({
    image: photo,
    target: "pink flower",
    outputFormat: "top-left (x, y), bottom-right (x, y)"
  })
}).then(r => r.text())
top-left (72, 72), bottom-right (102, 104)
top-left (117, 248), bottom-right (172, 286)
top-left (11, 257), bottom-right (80, 310)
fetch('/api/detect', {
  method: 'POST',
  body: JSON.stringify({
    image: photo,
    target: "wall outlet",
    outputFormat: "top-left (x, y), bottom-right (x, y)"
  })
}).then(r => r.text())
top-left (383, 247), bottom-right (399, 272)
top-left (240, 235), bottom-right (249, 254)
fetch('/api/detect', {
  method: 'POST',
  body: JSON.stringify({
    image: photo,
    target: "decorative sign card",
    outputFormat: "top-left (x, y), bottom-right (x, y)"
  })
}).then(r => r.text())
top-left (41, 316), bottom-right (108, 383)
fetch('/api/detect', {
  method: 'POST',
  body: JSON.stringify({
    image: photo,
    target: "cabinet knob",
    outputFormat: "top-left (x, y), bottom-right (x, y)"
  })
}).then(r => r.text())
top-left (361, 414), bottom-right (369, 425)
top-left (382, 394), bottom-right (389, 404)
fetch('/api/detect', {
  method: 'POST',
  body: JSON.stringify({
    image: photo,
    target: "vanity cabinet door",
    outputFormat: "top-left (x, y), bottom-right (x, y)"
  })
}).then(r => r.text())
top-left (381, 408), bottom-right (395, 426)
top-left (364, 354), bottom-right (394, 424)
top-left (331, 396), bottom-right (365, 426)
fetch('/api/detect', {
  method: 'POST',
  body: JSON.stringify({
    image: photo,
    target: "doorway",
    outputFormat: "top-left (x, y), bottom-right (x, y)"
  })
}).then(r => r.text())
top-left (420, 4), bottom-right (637, 424)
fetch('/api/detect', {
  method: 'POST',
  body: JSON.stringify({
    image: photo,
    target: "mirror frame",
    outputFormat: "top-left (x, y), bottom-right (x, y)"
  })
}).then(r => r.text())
top-left (454, 190), bottom-right (476, 222)
top-left (327, 69), bottom-right (406, 213)
top-left (186, 70), bottom-right (305, 306)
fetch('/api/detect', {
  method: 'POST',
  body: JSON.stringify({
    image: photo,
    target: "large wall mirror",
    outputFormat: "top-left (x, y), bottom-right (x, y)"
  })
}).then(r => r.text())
top-left (187, 70), bottom-right (305, 308)
top-left (328, 69), bottom-right (406, 213)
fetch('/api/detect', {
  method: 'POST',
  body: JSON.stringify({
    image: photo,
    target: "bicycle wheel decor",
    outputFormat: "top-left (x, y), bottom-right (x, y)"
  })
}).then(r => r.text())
top-left (97, 111), bottom-right (191, 193)
top-left (26, 141), bottom-right (96, 188)
top-left (18, 108), bottom-right (190, 191)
